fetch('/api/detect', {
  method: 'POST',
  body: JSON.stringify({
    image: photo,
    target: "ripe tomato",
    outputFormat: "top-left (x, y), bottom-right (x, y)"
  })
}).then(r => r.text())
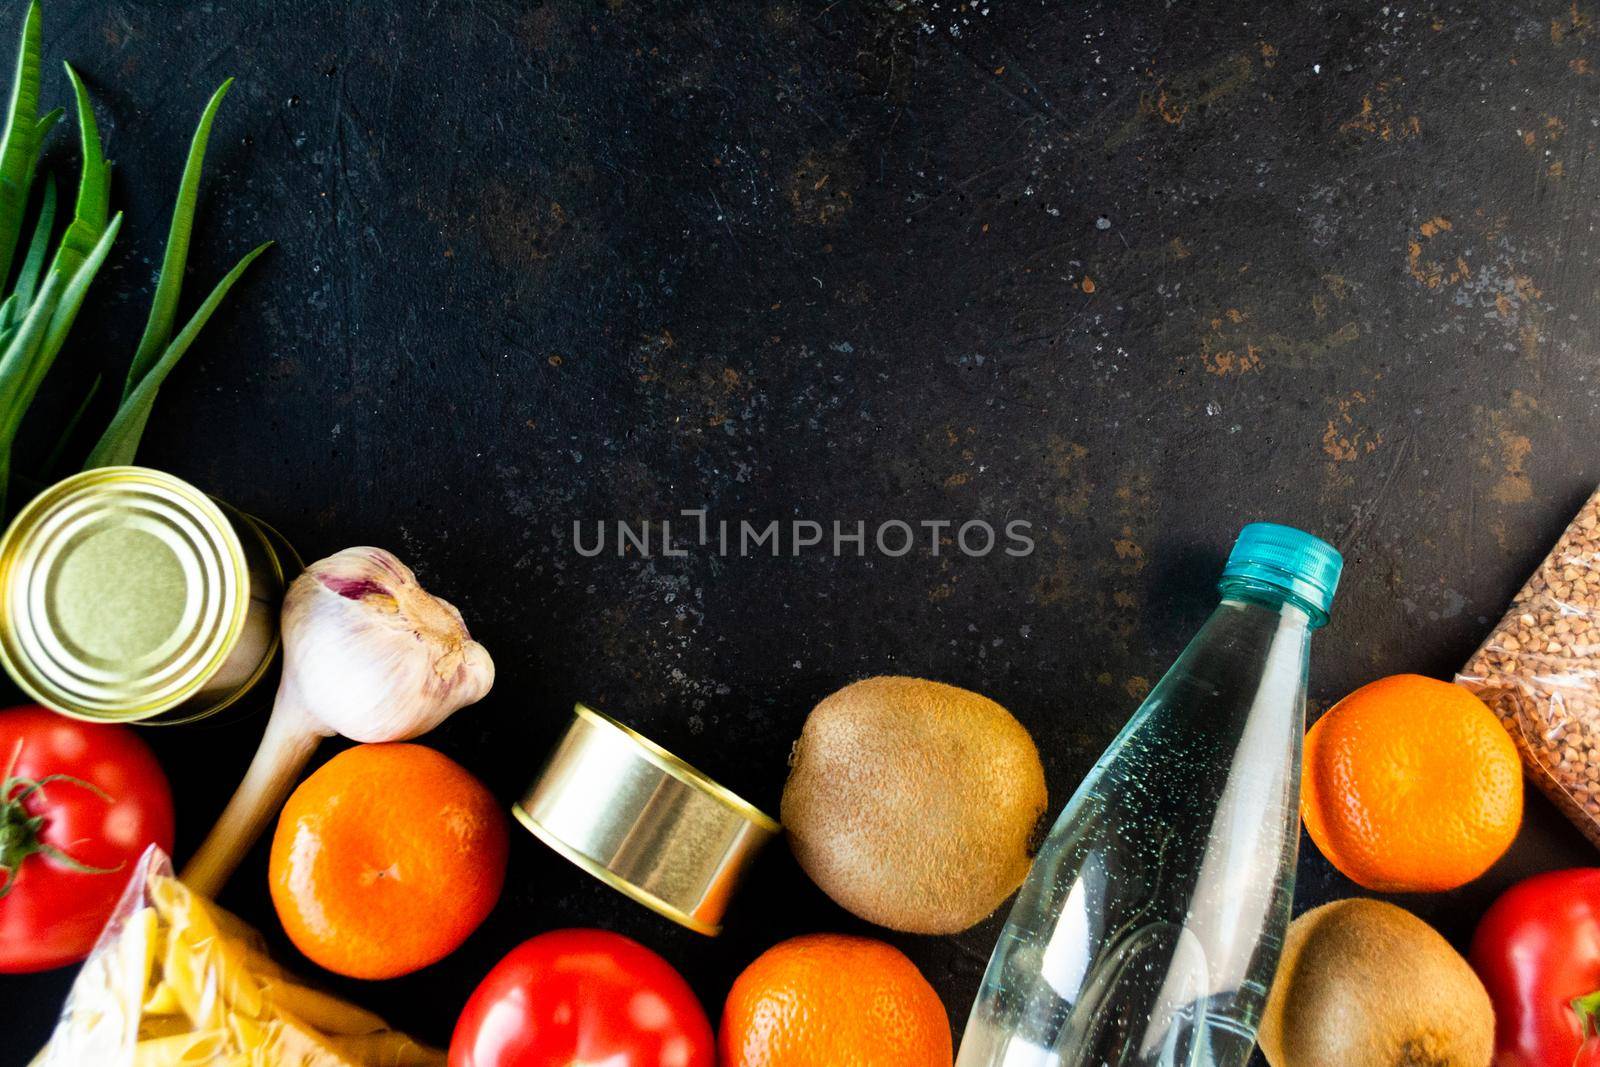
top-left (449, 929), bottom-right (714, 1067)
top-left (1470, 869), bottom-right (1600, 1067)
top-left (0, 705), bottom-right (174, 972)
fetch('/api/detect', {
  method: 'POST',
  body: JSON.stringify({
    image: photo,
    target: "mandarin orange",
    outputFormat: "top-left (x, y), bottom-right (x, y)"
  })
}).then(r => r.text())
top-left (268, 743), bottom-right (508, 979)
top-left (1301, 674), bottom-right (1522, 892)
top-left (719, 934), bottom-right (952, 1067)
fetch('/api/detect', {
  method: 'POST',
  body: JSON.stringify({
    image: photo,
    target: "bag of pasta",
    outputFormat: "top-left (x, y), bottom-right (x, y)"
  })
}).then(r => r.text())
top-left (35, 845), bottom-right (443, 1066)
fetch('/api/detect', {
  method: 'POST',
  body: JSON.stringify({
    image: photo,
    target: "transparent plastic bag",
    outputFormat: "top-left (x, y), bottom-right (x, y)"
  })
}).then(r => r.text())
top-left (1458, 486), bottom-right (1600, 850)
top-left (35, 845), bottom-right (444, 1066)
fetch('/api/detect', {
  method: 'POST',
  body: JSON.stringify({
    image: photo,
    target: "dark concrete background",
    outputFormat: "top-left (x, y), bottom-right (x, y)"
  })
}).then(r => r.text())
top-left (4, 0), bottom-right (1600, 1060)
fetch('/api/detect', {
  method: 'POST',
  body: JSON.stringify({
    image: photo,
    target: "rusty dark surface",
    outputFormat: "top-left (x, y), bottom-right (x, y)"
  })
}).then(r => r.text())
top-left (5, 0), bottom-right (1600, 1060)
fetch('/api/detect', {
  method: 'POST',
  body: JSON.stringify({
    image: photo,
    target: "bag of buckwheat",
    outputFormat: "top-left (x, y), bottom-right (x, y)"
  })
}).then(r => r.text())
top-left (1457, 486), bottom-right (1600, 849)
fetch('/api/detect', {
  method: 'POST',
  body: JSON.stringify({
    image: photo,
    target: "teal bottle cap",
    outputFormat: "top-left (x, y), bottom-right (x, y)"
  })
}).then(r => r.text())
top-left (1221, 523), bottom-right (1342, 626)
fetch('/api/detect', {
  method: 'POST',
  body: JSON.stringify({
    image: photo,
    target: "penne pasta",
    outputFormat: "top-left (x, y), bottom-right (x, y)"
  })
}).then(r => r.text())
top-left (327, 1031), bottom-right (449, 1067)
top-left (36, 854), bottom-right (444, 1067)
top-left (141, 982), bottom-right (179, 1017)
top-left (130, 1029), bottom-right (230, 1067)
top-left (135, 1014), bottom-right (197, 1041)
top-left (258, 979), bottom-right (387, 1036)
top-left (161, 926), bottom-right (217, 1030)
top-left (224, 1010), bottom-right (268, 1052)
top-left (118, 907), bottom-right (160, 1008)
top-left (266, 1008), bottom-right (364, 1067)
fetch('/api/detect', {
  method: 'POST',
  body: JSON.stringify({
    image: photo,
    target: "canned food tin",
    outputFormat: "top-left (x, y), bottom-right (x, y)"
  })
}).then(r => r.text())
top-left (514, 703), bottom-right (781, 936)
top-left (0, 467), bottom-right (299, 724)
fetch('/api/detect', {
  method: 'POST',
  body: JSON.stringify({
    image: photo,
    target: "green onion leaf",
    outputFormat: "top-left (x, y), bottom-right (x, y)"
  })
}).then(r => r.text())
top-left (123, 77), bottom-right (233, 400)
top-left (38, 209), bottom-right (120, 381)
top-left (63, 66), bottom-right (107, 230)
top-left (87, 239), bottom-right (269, 469)
top-left (45, 63), bottom-right (111, 289)
top-left (0, 267), bottom-right (64, 508)
top-left (0, 1), bottom-right (43, 285)
top-left (0, 268), bottom-right (62, 428)
top-left (43, 70), bottom-right (112, 303)
top-left (0, 213), bottom-right (118, 458)
top-left (31, 104), bottom-right (58, 144)
top-left (12, 171), bottom-right (54, 313)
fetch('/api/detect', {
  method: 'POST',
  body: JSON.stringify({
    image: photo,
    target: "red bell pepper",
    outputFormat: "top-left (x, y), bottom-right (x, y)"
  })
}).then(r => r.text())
top-left (1471, 869), bottom-right (1600, 1067)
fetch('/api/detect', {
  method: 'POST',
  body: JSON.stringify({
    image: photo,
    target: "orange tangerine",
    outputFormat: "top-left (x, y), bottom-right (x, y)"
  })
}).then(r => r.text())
top-left (1301, 674), bottom-right (1522, 892)
top-left (269, 743), bottom-right (508, 978)
top-left (720, 934), bottom-right (952, 1067)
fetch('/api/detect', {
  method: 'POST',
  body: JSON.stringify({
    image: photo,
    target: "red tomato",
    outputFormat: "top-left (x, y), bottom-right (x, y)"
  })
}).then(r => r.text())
top-left (449, 929), bottom-right (714, 1067)
top-left (1470, 869), bottom-right (1600, 1067)
top-left (0, 705), bottom-right (175, 972)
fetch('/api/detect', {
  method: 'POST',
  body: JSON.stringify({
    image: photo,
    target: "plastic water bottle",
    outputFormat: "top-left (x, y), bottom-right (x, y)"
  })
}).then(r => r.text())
top-left (956, 524), bottom-right (1341, 1067)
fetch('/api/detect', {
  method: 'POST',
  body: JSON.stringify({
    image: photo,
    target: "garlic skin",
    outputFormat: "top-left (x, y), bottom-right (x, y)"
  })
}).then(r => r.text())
top-left (180, 546), bottom-right (495, 897)
top-left (280, 548), bottom-right (494, 743)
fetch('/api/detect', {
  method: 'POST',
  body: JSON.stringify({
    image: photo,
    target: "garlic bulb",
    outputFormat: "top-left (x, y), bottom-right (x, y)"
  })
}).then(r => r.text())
top-left (279, 548), bottom-right (494, 742)
top-left (181, 548), bottom-right (495, 897)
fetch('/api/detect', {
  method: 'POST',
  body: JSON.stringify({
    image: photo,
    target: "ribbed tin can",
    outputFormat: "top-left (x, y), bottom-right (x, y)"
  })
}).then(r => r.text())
top-left (514, 703), bottom-right (781, 935)
top-left (0, 467), bottom-right (299, 723)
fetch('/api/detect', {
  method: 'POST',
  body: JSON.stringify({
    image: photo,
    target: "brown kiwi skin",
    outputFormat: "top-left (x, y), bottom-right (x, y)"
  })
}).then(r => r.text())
top-left (1258, 899), bottom-right (1495, 1067)
top-left (780, 675), bottom-right (1049, 935)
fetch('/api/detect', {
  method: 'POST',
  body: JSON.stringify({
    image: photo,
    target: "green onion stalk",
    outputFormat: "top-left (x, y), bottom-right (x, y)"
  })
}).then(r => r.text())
top-left (0, 0), bottom-right (271, 516)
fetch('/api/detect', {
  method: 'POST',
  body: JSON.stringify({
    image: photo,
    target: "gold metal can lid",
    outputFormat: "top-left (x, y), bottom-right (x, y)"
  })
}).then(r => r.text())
top-left (514, 703), bottom-right (782, 936)
top-left (0, 467), bottom-right (250, 721)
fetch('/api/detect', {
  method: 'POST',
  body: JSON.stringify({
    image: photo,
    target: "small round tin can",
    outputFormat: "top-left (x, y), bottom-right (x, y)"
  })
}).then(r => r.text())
top-left (514, 703), bottom-right (781, 936)
top-left (0, 466), bottom-right (300, 724)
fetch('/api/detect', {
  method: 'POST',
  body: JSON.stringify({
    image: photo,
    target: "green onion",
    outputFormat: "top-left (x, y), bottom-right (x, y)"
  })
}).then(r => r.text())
top-left (0, 1), bottom-right (271, 511)
top-left (0, 1), bottom-right (46, 285)
top-left (86, 239), bottom-right (272, 468)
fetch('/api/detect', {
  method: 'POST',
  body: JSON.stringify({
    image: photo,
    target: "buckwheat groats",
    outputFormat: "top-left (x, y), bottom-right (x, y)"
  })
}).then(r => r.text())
top-left (1458, 487), bottom-right (1600, 849)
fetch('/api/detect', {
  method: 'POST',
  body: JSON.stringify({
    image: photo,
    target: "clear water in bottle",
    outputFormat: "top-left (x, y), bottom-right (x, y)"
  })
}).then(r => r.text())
top-left (956, 524), bottom-right (1341, 1067)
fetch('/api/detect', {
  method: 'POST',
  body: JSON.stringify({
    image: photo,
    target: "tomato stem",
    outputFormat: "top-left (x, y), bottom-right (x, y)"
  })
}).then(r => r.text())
top-left (1573, 989), bottom-right (1600, 1040)
top-left (0, 742), bottom-right (122, 899)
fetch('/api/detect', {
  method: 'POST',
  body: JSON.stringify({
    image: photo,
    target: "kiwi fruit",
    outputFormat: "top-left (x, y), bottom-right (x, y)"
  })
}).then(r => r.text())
top-left (1259, 899), bottom-right (1495, 1067)
top-left (781, 675), bottom-right (1048, 935)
